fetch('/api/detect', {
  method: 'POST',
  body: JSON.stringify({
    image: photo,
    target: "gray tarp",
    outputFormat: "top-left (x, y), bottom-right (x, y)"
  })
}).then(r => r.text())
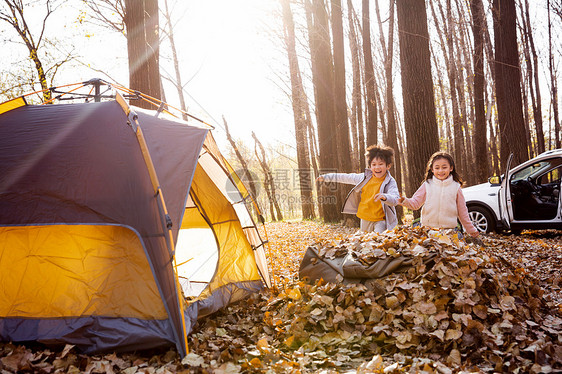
top-left (299, 246), bottom-right (438, 284)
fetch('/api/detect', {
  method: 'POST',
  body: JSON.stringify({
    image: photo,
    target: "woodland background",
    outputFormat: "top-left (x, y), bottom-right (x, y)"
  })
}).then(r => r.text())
top-left (0, 0), bottom-right (561, 223)
top-left (1, 2), bottom-right (562, 372)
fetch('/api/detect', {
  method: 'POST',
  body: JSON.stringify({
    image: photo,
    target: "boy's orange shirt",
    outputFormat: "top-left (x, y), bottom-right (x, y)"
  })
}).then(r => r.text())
top-left (356, 175), bottom-right (386, 222)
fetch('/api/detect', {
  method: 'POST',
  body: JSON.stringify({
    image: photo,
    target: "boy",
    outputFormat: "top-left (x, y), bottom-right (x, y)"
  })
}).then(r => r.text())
top-left (317, 144), bottom-right (400, 232)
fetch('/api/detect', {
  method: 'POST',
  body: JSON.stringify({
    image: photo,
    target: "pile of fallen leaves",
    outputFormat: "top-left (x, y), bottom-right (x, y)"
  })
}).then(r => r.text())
top-left (0, 343), bottom-right (183, 373)
top-left (259, 226), bottom-right (562, 372)
top-left (1, 221), bottom-right (561, 373)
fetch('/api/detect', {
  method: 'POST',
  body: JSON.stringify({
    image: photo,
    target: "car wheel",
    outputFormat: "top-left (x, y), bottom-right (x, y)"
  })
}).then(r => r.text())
top-left (468, 206), bottom-right (496, 233)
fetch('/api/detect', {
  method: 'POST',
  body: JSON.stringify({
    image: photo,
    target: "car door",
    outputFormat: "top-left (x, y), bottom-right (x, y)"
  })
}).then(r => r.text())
top-left (507, 156), bottom-right (562, 227)
top-left (532, 160), bottom-right (562, 222)
top-left (498, 154), bottom-right (514, 228)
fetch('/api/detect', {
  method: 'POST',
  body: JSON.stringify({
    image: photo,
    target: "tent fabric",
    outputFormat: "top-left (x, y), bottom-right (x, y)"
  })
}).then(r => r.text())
top-left (177, 157), bottom-right (265, 316)
top-left (0, 317), bottom-right (175, 354)
top-left (0, 101), bottom-right (208, 355)
top-left (0, 96), bottom-right (271, 356)
top-left (0, 224), bottom-right (166, 319)
top-left (197, 137), bottom-right (272, 287)
top-left (0, 97), bottom-right (26, 115)
top-left (188, 280), bottom-right (264, 317)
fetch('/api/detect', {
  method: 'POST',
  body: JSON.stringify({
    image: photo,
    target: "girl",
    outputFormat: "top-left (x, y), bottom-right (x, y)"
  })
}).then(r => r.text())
top-left (317, 144), bottom-right (400, 233)
top-left (399, 151), bottom-right (479, 237)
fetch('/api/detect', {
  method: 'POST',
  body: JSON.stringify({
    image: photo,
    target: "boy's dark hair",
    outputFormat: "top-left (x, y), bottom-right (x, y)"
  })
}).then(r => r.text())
top-left (365, 144), bottom-right (394, 166)
top-left (425, 151), bottom-right (464, 184)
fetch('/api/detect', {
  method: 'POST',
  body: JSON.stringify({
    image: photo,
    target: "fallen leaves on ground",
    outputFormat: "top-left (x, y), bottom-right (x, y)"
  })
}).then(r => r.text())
top-left (0, 221), bottom-right (561, 373)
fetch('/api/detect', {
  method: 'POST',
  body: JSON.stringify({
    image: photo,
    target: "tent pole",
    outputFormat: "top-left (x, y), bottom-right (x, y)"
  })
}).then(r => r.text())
top-left (116, 92), bottom-right (189, 356)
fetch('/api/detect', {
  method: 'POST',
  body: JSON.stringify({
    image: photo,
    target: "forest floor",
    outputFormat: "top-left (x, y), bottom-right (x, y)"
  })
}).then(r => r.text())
top-left (1, 221), bottom-right (561, 373)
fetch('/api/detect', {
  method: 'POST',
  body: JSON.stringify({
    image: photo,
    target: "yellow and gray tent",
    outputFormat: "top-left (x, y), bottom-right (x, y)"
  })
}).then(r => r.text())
top-left (0, 95), bottom-right (270, 356)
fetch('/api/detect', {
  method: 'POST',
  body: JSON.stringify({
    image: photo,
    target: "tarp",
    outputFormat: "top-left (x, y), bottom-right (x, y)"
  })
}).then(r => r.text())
top-left (299, 246), bottom-right (438, 285)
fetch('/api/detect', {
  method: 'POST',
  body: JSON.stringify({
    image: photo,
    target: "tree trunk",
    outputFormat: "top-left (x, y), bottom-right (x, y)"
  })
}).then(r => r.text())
top-left (347, 0), bottom-right (361, 170)
top-left (362, 0), bottom-right (378, 146)
top-left (163, 0), bottom-right (188, 121)
top-left (253, 132), bottom-right (283, 221)
top-left (431, 0), bottom-right (466, 181)
top-left (144, 0), bottom-right (160, 101)
top-left (396, 0), bottom-right (440, 196)
top-left (431, 47), bottom-right (453, 154)
top-left (124, 0), bottom-right (161, 108)
top-left (521, 0), bottom-right (545, 154)
top-left (353, 5), bottom-right (366, 171)
top-left (307, 117), bottom-right (321, 216)
top-left (223, 116), bottom-right (259, 199)
top-left (331, 0), bottom-right (354, 219)
top-left (331, 0), bottom-right (352, 175)
top-left (306, 0), bottom-right (340, 222)
top-left (489, 105), bottom-right (501, 175)
top-left (281, 0), bottom-right (315, 219)
top-left (548, 0), bottom-right (561, 149)
top-left (451, 1), bottom-right (476, 185)
top-left (470, 0), bottom-right (489, 183)
top-left (352, 3), bottom-right (366, 170)
top-left (374, 0), bottom-right (403, 221)
top-left (518, 48), bottom-right (533, 158)
top-left (492, 0), bottom-right (529, 165)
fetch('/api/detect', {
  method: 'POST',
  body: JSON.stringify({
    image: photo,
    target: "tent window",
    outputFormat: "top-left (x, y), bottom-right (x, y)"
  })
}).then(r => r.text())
top-left (175, 228), bottom-right (218, 297)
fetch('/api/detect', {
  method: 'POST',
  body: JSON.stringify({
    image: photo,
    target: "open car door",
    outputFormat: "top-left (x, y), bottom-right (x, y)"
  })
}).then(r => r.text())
top-left (499, 153), bottom-right (514, 228)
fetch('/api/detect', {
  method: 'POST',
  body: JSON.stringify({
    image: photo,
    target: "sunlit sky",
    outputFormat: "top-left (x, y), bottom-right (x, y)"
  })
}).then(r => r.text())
top-left (0, 0), bottom-right (292, 149)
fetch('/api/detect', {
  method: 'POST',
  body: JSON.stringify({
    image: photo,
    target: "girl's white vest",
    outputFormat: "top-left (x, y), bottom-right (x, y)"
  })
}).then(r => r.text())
top-left (421, 176), bottom-right (460, 229)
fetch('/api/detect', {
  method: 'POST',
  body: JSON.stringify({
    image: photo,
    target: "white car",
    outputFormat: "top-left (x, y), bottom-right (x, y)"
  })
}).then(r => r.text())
top-left (462, 149), bottom-right (562, 233)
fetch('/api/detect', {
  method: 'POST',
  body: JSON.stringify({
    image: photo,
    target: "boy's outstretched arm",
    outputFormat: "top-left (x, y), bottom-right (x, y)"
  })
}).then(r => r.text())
top-left (317, 172), bottom-right (365, 185)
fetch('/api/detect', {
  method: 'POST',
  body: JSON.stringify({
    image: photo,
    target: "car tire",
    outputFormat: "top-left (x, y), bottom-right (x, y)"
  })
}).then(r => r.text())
top-left (468, 206), bottom-right (496, 233)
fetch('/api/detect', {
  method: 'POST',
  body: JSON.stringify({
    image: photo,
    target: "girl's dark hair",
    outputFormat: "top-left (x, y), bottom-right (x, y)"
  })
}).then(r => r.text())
top-left (425, 151), bottom-right (464, 184)
top-left (365, 144), bottom-right (394, 166)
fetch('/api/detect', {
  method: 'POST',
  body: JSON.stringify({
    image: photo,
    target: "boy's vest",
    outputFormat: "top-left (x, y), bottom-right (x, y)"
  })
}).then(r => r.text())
top-left (421, 176), bottom-right (460, 229)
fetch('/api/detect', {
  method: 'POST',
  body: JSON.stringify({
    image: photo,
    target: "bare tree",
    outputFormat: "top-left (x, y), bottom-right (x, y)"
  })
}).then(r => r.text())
top-left (331, 0), bottom-right (352, 175)
top-left (431, 46), bottom-right (453, 154)
top-left (223, 116), bottom-right (259, 200)
top-left (123, 0), bottom-right (161, 107)
top-left (281, 0), bottom-right (315, 219)
top-left (430, 0), bottom-right (467, 180)
top-left (492, 0), bottom-right (529, 165)
top-left (374, 0), bottom-right (403, 221)
top-left (162, 0), bottom-right (188, 120)
top-left (348, 0), bottom-right (365, 169)
top-left (84, 0), bottom-right (161, 106)
top-left (396, 0), bottom-right (439, 196)
top-left (305, 0), bottom-right (340, 222)
top-left (522, 0), bottom-right (544, 154)
top-left (253, 132), bottom-right (283, 221)
top-left (471, 0), bottom-right (489, 182)
top-left (0, 0), bottom-right (62, 102)
top-left (548, 0), bottom-right (561, 149)
top-left (362, 0), bottom-right (378, 146)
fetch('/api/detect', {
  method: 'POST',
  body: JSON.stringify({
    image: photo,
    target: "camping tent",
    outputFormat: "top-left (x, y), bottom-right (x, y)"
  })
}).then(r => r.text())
top-left (0, 93), bottom-right (270, 356)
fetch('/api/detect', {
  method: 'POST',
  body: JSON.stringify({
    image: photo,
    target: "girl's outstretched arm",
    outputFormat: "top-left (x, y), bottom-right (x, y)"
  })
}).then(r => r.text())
top-left (399, 183), bottom-right (426, 210)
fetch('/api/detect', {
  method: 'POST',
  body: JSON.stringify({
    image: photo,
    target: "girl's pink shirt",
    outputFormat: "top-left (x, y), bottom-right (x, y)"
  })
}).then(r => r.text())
top-left (402, 183), bottom-right (478, 234)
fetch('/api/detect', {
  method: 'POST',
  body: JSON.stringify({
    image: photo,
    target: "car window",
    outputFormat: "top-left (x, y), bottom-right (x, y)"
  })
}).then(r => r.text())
top-left (511, 161), bottom-right (551, 182)
top-left (537, 165), bottom-right (562, 186)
